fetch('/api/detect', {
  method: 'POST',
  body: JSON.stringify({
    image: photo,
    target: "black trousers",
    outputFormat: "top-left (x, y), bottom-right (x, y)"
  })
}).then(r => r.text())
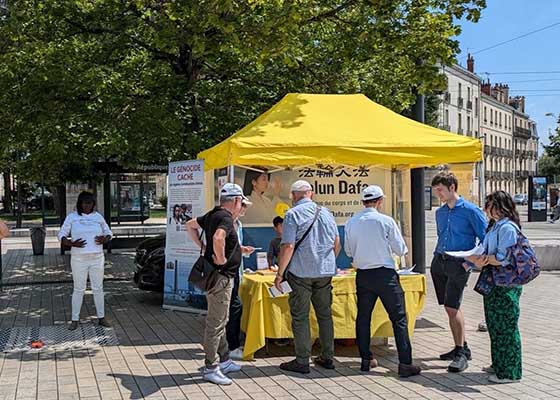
top-left (226, 274), bottom-right (242, 351)
top-left (355, 268), bottom-right (412, 365)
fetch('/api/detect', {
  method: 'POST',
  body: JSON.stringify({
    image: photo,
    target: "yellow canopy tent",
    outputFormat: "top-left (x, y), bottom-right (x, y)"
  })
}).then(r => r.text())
top-left (198, 93), bottom-right (482, 169)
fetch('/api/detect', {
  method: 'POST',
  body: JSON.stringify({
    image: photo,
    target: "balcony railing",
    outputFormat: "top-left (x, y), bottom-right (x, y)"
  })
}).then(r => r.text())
top-left (457, 127), bottom-right (464, 134)
top-left (444, 92), bottom-right (451, 103)
top-left (458, 97), bottom-right (464, 108)
top-left (440, 124), bottom-right (451, 131)
top-left (514, 126), bottom-right (532, 139)
top-left (467, 100), bottom-right (473, 110)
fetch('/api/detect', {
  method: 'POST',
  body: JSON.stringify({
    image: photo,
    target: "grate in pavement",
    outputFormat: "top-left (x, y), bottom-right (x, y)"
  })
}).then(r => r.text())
top-left (0, 324), bottom-right (119, 353)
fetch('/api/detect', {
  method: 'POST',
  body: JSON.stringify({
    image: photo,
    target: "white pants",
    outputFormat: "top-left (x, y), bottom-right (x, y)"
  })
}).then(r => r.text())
top-left (71, 253), bottom-right (105, 321)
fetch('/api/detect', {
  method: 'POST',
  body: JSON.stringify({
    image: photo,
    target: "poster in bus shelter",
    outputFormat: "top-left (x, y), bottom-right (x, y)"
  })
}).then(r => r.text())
top-left (163, 160), bottom-right (206, 311)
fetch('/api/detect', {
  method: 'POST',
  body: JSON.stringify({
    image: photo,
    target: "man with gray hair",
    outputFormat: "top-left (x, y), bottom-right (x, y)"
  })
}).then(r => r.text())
top-left (186, 183), bottom-right (247, 385)
top-left (274, 180), bottom-right (340, 373)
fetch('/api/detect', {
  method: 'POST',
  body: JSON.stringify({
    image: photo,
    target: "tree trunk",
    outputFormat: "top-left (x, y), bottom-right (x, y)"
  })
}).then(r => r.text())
top-left (2, 172), bottom-right (11, 213)
top-left (16, 178), bottom-right (22, 229)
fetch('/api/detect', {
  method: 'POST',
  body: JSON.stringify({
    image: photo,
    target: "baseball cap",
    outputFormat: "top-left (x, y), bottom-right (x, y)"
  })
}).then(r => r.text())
top-left (220, 183), bottom-right (249, 201)
top-left (290, 180), bottom-right (313, 192)
top-left (362, 185), bottom-right (384, 201)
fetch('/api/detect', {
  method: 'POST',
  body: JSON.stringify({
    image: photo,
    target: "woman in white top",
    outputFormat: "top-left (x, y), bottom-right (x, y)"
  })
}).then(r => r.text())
top-left (58, 191), bottom-right (113, 330)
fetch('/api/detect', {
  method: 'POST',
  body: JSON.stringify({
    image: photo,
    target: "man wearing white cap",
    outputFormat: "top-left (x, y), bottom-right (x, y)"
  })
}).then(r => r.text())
top-left (186, 182), bottom-right (247, 385)
top-left (274, 180), bottom-right (340, 374)
top-left (344, 185), bottom-right (421, 377)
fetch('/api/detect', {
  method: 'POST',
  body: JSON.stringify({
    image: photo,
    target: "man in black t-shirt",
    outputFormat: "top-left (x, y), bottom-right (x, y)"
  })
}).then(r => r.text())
top-left (186, 183), bottom-right (248, 386)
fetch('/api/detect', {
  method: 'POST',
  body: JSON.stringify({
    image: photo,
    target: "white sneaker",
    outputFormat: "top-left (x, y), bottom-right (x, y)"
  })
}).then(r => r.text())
top-left (219, 359), bottom-right (242, 374)
top-left (203, 366), bottom-right (232, 385)
top-left (488, 374), bottom-right (520, 384)
top-left (229, 348), bottom-right (244, 360)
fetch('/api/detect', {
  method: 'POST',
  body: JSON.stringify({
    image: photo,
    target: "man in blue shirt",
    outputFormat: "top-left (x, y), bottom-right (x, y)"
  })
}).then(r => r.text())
top-left (274, 180), bottom-right (340, 374)
top-left (431, 172), bottom-right (487, 373)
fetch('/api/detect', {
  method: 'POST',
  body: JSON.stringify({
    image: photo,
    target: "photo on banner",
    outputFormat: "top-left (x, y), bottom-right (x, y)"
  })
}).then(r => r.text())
top-left (163, 160), bottom-right (206, 310)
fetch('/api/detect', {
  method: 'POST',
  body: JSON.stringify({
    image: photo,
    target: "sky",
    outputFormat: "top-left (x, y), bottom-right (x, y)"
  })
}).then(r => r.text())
top-left (457, 0), bottom-right (560, 149)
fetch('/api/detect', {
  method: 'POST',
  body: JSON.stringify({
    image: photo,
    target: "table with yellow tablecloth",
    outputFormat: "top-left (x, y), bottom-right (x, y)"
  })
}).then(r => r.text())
top-left (239, 272), bottom-right (426, 360)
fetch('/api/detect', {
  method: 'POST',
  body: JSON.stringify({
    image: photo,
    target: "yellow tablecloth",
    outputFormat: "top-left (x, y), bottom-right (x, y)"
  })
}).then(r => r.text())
top-left (239, 273), bottom-right (426, 360)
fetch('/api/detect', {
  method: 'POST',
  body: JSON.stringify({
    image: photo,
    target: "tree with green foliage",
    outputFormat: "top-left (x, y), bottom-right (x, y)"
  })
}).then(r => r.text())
top-left (0, 0), bottom-right (486, 187)
top-left (542, 124), bottom-right (560, 183)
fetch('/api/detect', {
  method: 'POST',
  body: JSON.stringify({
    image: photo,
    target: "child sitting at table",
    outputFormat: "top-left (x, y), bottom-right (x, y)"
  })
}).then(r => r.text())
top-left (267, 216), bottom-right (283, 269)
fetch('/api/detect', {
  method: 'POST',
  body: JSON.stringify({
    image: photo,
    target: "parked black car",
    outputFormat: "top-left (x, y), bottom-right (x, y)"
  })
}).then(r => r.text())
top-left (133, 234), bottom-right (166, 291)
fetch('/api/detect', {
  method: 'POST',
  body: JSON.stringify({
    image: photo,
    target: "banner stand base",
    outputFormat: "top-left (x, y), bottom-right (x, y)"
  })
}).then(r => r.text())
top-left (162, 304), bottom-right (208, 315)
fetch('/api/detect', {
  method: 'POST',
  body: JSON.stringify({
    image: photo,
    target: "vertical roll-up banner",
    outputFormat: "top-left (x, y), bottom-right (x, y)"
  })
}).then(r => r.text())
top-left (163, 160), bottom-right (207, 311)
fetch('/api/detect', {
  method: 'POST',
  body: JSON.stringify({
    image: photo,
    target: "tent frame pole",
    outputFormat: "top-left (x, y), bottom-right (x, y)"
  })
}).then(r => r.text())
top-left (411, 91), bottom-right (426, 273)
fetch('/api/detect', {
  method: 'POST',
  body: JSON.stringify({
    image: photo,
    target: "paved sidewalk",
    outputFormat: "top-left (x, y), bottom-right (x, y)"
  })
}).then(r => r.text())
top-left (0, 248), bottom-right (135, 287)
top-left (0, 250), bottom-right (559, 399)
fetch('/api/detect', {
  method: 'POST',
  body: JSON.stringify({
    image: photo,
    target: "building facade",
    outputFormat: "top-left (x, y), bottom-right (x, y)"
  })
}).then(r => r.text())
top-left (439, 59), bottom-right (482, 138)
top-left (481, 85), bottom-right (515, 194)
top-left (510, 97), bottom-right (539, 194)
top-left (430, 56), bottom-right (483, 204)
top-left (435, 54), bottom-right (539, 201)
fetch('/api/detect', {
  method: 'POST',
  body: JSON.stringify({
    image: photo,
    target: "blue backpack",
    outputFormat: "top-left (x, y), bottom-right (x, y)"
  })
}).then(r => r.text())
top-left (493, 226), bottom-right (540, 287)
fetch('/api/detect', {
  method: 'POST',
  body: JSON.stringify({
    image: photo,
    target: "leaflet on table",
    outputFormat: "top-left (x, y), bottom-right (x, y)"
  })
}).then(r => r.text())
top-left (398, 264), bottom-right (419, 275)
top-left (444, 244), bottom-right (485, 258)
top-left (268, 281), bottom-right (292, 297)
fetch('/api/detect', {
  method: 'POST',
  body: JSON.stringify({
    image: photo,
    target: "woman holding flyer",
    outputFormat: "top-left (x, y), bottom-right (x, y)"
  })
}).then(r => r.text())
top-left (465, 191), bottom-right (523, 384)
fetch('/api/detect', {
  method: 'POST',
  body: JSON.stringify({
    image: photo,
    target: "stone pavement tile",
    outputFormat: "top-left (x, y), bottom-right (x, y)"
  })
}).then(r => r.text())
top-left (80, 385), bottom-right (102, 397)
top-left (345, 390), bottom-right (385, 400)
top-left (159, 387), bottom-right (188, 400)
top-left (282, 389), bottom-right (317, 399)
top-left (14, 388), bottom-right (37, 398)
top-left (263, 385), bottom-right (293, 398)
top-left (58, 383), bottom-right (79, 393)
top-left (249, 393), bottom-right (276, 400)
top-left (36, 390), bottom-right (59, 400)
top-left (185, 394), bottom-right (210, 400)
top-left (325, 385), bottom-right (355, 397)
top-left (99, 390), bottom-right (124, 400)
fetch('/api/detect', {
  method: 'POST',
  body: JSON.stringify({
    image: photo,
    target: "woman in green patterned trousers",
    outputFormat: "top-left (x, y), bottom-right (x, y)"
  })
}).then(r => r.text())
top-left (466, 191), bottom-right (522, 384)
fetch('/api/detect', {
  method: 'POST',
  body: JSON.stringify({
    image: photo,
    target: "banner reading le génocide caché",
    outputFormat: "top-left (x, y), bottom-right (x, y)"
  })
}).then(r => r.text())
top-left (163, 160), bottom-right (206, 310)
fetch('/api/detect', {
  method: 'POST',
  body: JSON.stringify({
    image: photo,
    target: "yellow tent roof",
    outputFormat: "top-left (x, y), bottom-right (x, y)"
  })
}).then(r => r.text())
top-left (198, 93), bottom-right (482, 170)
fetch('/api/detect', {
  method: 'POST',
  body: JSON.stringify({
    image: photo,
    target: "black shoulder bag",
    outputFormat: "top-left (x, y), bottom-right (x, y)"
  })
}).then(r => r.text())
top-left (189, 230), bottom-right (239, 292)
top-left (283, 205), bottom-right (321, 279)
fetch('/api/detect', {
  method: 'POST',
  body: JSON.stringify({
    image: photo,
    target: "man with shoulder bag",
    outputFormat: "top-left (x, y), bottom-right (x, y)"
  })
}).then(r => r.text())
top-left (274, 180), bottom-right (340, 374)
top-left (186, 183), bottom-right (248, 385)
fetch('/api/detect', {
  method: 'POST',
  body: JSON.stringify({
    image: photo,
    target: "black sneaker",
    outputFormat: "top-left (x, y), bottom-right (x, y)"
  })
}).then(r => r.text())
top-left (440, 343), bottom-right (472, 361)
top-left (360, 358), bottom-right (378, 372)
top-left (279, 359), bottom-right (310, 374)
top-left (98, 318), bottom-right (111, 328)
top-left (448, 351), bottom-right (468, 373)
top-left (313, 356), bottom-right (335, 370)
top-left (398, 363), bottom-right (421, 377)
